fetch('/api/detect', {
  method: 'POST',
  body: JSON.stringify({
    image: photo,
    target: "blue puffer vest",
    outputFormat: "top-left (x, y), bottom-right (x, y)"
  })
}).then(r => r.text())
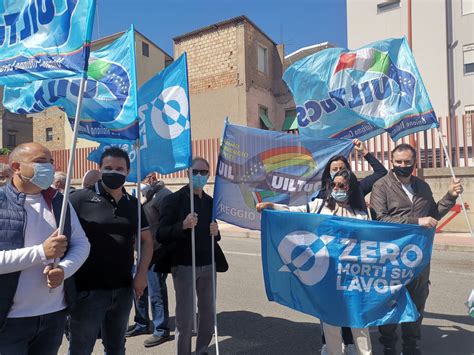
top-left (0, 183), bottom-right (75, 329)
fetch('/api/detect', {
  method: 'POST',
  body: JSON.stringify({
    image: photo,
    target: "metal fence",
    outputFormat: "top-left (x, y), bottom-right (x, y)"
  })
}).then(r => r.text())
top-left (51, 116), bottom-right (474, 180)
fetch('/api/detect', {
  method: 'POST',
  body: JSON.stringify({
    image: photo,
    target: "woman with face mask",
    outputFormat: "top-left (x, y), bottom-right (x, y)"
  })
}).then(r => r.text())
top-left (256, 169), bottom-right (372, 355)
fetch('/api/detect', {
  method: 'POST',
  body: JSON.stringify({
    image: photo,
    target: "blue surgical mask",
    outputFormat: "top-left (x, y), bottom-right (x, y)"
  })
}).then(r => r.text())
top-left (331, 190), bottom-right (349, 203)
top-left (192, 174), bottom-right (208, 189)
top-left (22, 163), bottom-right (55, 190)
top-left (330, 171), bottom-right (338, 180)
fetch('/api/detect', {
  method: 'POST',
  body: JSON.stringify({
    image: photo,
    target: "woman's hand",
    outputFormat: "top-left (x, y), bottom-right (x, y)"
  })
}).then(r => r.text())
top-left (256, 202), bottom-right (275, 212)
top-left (353, 139), bottom-right (368, 156)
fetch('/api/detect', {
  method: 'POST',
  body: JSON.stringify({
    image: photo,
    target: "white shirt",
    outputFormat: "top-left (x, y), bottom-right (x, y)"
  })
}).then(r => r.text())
top-left (274, 198), bottom-right (368, 220)
top-left (0, 193), bottom-right (90, 318)
top-left (401, 183), bottom-right (415, 203)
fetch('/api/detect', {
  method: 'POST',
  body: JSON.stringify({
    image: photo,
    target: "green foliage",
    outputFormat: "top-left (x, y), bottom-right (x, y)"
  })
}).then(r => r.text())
top-left (0, 147), bottom-right (11, 156)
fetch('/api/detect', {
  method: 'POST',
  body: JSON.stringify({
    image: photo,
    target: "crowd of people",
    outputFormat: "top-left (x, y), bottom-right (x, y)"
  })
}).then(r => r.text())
top-left (0, 139), bottom-right (463, 355)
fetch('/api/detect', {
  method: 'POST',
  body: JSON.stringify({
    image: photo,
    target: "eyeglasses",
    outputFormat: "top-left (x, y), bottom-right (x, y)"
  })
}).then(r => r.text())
top-left (192, 169), bottom-right (209, 176)
top-left (330, 182), bottom-right (348, 189)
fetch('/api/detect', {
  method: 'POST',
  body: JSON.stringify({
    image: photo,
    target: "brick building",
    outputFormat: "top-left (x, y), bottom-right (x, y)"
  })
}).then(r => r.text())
top-left (173, 15), bottom-right (332, 140)
top-left (30, 29), bottom-right (172, 151)
top-left (0, 87), bottom-right (33, 150)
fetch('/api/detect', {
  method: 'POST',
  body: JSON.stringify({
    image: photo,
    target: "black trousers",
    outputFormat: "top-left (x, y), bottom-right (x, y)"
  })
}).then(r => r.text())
top-left (378, 264), bottom-right (431, 352)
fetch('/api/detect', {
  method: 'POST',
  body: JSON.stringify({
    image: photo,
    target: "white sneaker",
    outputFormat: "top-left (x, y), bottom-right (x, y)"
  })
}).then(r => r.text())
top-left (320, 344), bottom-right (329, 355)
top-left (343, 344), bottom-right (357, 355)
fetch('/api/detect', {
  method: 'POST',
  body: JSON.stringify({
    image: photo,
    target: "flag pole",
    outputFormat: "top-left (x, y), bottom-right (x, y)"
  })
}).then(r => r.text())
top-left (189, 168), bottom-right (198, 332)
top-left (436, 128), bottom-right (474, 237)
top-left (136, 140), bottom-right (142, 264)
top-left (57, 76), bottom-right (87, 237)
top-left (211, 233), bottom-right (220, 354)
top-left (51, 76), bottom-right (87, 283)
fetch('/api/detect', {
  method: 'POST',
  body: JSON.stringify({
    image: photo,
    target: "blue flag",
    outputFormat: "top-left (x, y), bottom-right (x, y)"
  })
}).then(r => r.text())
top-left (283, 38), bottom-right (438, 141)
top-left (88, 53), bottom-right (191, 182)
top-left (0, 0), bottom-right (95, 86)
top-left (3, 26), bottom-right (139, 142)
top-left (261, 210), bottom-right (434, 328)
top-left (212, 122), bottom-right (353, 230)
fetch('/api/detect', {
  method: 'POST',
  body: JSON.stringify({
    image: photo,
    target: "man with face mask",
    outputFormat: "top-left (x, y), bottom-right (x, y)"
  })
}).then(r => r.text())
top-left (370, 143), bottom-right (463, 355)
top-left (0, 142), bottom-right (90, 355)
top-left (157, 157), bottom-right (226, 355)
top-left (68, 147), bottom-right (154, 355)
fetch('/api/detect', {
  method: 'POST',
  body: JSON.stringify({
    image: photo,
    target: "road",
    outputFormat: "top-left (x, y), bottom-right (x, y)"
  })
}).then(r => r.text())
top-left (59, 236), bottom-right (474, 355)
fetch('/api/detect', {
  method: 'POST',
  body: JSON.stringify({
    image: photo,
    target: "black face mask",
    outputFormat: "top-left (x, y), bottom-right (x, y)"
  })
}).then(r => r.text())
top-left (392, 165), bottom-right (414, 178)
top-left (101, 172), bottom-right (126, 190)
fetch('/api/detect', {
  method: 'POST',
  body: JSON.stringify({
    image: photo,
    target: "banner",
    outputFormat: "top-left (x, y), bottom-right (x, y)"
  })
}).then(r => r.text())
top-left (3, 26), bottom-right (139, 142)
top-left (283, 37), bottom-right (438, 141)
top-left (261, 210), bottom-right (434, 328)
top-left (88, 53), bottom-right (192, 182)
top-left (0, 0), bottom-right (95, 86)
top-left (212, 123), bottom-right (353, 230)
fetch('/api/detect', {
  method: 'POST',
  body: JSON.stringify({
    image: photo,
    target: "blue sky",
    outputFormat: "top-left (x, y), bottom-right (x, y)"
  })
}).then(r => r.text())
top-left (93, 0), bottom-right (347, 56)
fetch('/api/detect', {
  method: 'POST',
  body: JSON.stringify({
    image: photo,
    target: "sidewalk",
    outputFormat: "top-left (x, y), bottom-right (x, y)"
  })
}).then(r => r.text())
top-left (219, 223), bottom-right (474, 253)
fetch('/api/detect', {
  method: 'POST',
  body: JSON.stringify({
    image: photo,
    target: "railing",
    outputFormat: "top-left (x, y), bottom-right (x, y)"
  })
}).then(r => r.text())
top-left (51, 116), bottom-right (474, 180)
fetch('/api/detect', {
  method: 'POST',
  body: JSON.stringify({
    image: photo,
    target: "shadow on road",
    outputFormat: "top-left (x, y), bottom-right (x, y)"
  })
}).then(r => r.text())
top-left (204, 311), bottom-right (474, 355)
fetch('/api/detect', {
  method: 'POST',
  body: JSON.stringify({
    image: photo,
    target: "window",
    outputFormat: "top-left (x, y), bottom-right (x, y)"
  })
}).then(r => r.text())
top-left (257, 44), bottom-right (268, 74)
top-left (258, 106), bottom-right (273, 130)
top-left (7, 133), bottom-right (16, 147)
top-left (282, 108), bottom-right (298, 131)
top-left (463, 45), bottom-right (474, 74)
top-left (462, 0), bottom-right (474, 15)
top-left (142, 42), bottom-right (149, 57)
top-left (46, 127), bottom-right (53, 142)
top-left (377, 0), bottom-right (400, 12)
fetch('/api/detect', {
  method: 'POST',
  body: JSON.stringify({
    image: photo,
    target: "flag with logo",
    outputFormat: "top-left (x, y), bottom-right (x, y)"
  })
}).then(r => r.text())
top-left (88, 53), bottom-right (191, 182)
top-left (212, 122), bottom-right (353, 230)
top-left (261, 210), bottom-right (434, 327)
top-left (283, 37), bottom-right (438, 141)
top-left (0, 0), bottom-right (96, 86)
top-left (3, 26), bottom-right (139, 142)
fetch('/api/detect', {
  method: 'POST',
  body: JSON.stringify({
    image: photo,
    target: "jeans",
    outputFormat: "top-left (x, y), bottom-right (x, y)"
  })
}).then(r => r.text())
top-left (68, 287), bottom-right (133, 355)
top-left (0, 308), bottom-right (67, 355)
top-left (172, 265), bottom-right (214, 355)
top-left (133, 266), bottom-right (170, 337)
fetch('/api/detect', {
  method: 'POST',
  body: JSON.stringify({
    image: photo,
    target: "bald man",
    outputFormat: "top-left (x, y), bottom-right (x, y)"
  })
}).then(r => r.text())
top-left (81, 169), bottom-right (101, 188)
top-left (0, 142), bottom-right (90, 355)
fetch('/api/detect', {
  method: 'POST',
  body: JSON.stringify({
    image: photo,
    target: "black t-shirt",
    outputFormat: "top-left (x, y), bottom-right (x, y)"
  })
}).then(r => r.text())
top-left (69, 181), bottom-right (149, 291)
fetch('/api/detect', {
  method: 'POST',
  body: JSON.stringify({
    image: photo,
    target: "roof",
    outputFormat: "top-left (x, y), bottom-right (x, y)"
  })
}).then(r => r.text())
top-left (173, 15), bottom-right (277, 46)
top-left (92, 28), bottom-right (173, 61)
top-left (284, 42), bottom-right (334, 68)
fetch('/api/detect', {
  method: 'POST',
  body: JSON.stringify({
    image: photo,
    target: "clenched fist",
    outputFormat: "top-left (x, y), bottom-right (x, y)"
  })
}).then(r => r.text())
top-left (42, 230), bottom-right (68, 259)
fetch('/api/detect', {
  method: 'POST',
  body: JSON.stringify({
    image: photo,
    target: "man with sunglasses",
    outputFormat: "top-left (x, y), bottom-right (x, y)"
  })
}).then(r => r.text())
top-left (156, 157), bottom-right (222, 355)
top-left (370, 143), bottom-right (463, 355)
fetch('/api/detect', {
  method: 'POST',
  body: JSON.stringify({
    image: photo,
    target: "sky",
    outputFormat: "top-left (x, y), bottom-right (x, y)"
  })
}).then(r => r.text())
top-left (93, 0), bottom-right (347, 56)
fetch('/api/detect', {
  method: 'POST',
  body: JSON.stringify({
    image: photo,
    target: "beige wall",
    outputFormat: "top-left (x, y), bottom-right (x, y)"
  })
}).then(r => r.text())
top-left (31, 108), bottom-right (65, 151)
top-left (135, 32), bottom-right (168, 88)
top-left (347, 0), bottom-right (450, 117)
top-left (0, 87), bottom-right (32, 149)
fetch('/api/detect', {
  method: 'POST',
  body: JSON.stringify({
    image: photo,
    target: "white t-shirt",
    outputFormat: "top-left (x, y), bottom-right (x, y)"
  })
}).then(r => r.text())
top-left (0, 193), bottom-right (90, 318)
top-left (401, 184), bottom-right (415, 203)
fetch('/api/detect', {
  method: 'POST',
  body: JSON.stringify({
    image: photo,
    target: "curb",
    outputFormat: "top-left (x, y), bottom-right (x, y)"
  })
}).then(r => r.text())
top-left (221, 231), bottom-right (474, 253)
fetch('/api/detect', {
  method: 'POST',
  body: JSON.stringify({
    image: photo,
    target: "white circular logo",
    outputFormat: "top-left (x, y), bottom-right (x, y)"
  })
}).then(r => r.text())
top-left (277, 231), bottom-right (334, 286)
top-left (139, 86), bottom-right (190, 140)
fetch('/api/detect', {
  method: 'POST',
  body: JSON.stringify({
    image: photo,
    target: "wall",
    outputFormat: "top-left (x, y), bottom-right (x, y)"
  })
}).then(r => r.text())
top-left (31, 108), bottom-right (65, 151)
top-left (174, 20), bottom-right (246, 139)
top-left (346, 0), bottom-right (449, 117)
top-left (1, 110), bottom-right (32, 149)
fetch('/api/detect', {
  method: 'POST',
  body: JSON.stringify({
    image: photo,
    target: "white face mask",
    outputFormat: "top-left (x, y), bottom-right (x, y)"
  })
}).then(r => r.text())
top-left (140, 183), bottom-right (151, 196)
top-left (21, 162), bottom-right (55, 190)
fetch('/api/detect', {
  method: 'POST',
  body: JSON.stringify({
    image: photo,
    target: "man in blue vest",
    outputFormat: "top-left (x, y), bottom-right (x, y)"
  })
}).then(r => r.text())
top-left (0, 142), bottom-right (91, 355)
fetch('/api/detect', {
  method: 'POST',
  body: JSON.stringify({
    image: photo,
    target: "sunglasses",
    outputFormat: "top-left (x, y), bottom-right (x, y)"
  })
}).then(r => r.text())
top-left (330, 182), bottom-right (348, 189)
top-left (192, 169), bottom-right (209, 176)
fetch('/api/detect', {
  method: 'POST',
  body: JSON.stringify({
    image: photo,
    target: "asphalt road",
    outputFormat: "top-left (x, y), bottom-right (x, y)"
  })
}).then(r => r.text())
top-left (59, 236), bottom-right (474, 355)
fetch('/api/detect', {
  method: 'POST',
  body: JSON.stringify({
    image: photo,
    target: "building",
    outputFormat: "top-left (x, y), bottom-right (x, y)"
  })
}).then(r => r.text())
top-left (173, 15), bottom-right (332, 140)
top-left (346, 0), bottom-right (474, 121)
top-left (0, 87), bottom-right (33, 150)
top-left (30, 29), bottom-right (173, 150)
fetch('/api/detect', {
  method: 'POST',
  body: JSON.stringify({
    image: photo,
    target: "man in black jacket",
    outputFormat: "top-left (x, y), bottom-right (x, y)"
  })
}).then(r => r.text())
top-left (157, 157), bottom-right (220, 355)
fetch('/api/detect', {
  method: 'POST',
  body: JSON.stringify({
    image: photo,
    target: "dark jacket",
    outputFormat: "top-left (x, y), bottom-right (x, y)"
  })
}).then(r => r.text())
top-left (317, 152), bottom-right (387, 200)
top-left (370, 171), bottom-right (456, 224)
top-left (0, 184), bottom-right (74, 329)
top-left (155, 185), bottom-right (227, 273)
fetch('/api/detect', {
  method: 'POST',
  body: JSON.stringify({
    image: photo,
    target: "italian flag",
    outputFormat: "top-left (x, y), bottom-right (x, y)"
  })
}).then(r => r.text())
top-left (334, 48), bottom-right (391, 75)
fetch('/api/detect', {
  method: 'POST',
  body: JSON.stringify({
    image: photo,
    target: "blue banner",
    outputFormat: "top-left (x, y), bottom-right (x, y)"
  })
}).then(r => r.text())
top-left (88, 53), bottom-right (191, 182)
top-left (261, 210), bottom-right (434, 328)
top-left (3, 26), bottom-right (139, 142)
top-left (212, 123), bottom-right (353, 230)
top-left (283, 38), bottom-right (438, 141)
top-left (0, 0), bottom-right (95, 86)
